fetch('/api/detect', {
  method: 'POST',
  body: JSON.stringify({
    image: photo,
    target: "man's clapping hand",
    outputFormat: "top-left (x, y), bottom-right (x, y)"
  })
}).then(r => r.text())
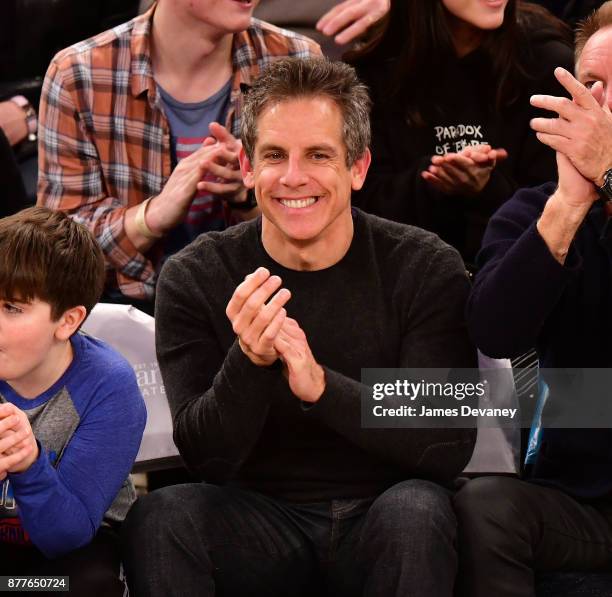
top-left (225, 269), bottom-right (326, 402)
top-left (226, 267), bottom-right (291, 367)
top-left (274, 318), bottom-right (326, 404)
top-left (530, 67), bottom-right (612, 187)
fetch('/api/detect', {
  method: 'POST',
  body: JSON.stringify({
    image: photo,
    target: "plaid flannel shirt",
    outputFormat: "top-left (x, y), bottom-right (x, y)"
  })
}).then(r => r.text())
top-left (37, 5), bottom-right (321, 300)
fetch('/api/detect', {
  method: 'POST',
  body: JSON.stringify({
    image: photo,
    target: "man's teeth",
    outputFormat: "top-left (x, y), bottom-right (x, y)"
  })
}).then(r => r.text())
top-left (280, 197), bottom-right (317, 208)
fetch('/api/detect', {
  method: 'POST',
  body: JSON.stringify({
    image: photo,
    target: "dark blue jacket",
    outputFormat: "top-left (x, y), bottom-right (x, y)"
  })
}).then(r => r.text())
top-left (468, 182), bottom-right (612, 498)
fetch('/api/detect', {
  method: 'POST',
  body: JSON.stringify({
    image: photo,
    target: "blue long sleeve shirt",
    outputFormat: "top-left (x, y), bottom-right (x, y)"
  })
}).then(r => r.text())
top-left (0, 332), bottom-right (146, 558)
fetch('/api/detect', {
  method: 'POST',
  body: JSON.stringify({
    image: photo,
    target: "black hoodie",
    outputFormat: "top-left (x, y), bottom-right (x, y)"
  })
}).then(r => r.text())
top-left (353, 28), bottom-right (574, 267)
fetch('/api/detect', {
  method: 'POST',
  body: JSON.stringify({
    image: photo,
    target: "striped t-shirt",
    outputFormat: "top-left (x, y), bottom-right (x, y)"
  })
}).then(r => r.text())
top-left (158, 79), bottom-right (232, 260)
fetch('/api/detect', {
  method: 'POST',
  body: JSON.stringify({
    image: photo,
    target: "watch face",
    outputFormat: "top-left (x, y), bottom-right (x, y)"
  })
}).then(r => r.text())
top-left (601, 169), bottom-right (612, 202)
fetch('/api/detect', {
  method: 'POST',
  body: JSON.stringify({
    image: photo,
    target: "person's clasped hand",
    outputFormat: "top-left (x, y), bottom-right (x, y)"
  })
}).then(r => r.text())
top-left (422, 144), bottom-right (509, 196)
top-left (197, 122), bottom-right (248, 203)
top-left (530, 67), bottom-right (612, 187)
top-left (0, 402), bottom-right (39, 481)
top-left (274, 318), bottom-right (326, 404)
top-left (226, 268), bottom-right (325, 403)
top-left (226, 267), bottom-right (291, 367)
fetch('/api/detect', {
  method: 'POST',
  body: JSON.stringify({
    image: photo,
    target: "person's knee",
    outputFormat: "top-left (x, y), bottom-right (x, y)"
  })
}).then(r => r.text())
top-left (454, 476), bottom-right (530, 540)
top-left (122, 483), bottom-right (208, 550)
top-left (365, 479), bottom-right (456, 549)
top-left (122, 487), bottom-right (172, 541)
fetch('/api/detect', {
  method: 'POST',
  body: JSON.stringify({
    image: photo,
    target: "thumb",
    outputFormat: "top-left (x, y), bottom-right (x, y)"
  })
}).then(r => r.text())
top-left (274, 333), bottom-right (291, 355)
top-left (493, 148), bottom-right (509, 162)
top-left (469, 144), bottom-right (492, 154)
top-left (466, 150), bottom-right (491, 164)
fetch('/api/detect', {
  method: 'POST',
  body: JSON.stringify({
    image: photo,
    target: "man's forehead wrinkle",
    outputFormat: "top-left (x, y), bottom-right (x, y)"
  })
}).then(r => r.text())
top-left (258, 142), bottom-right (285, 150)
top-left (256, 140), bottom-right (337, 151)
top-left (578, 26), bottom-right (612, 77)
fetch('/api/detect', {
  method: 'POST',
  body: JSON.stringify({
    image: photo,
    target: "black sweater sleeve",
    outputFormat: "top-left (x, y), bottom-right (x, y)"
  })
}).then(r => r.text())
top-left (155, 253), bottom-right (283, 482)
top-left (305, 246), bottom-right (477, 484)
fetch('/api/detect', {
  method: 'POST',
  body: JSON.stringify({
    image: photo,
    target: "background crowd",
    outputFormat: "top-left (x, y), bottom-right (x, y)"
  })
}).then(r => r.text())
top-left (0, 1), bottom-right (611, 596)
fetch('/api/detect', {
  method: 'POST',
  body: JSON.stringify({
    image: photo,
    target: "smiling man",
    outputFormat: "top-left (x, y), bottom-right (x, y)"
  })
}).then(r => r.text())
top-left (37, 0), bottom-right (320, 309)
top-left (122, 58), bottom-right (476, 597)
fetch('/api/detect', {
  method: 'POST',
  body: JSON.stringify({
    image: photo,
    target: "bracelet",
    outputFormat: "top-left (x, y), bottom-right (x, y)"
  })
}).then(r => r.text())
top-left (134, 197), bottom-right (163, 240)
top-left (226, 189), bottom-right (258, 211)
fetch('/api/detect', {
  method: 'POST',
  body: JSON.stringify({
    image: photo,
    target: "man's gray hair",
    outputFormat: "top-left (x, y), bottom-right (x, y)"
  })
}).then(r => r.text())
top-left (241, 58), bottom-right (371, 166)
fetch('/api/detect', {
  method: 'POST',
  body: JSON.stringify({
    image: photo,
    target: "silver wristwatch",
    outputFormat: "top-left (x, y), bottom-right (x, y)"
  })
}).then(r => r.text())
top-left (599, 168), bottom-right (612, 202)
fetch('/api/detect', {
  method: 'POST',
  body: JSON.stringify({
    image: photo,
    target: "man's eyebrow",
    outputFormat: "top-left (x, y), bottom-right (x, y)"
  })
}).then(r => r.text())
top-left (258, 143), bottom-right (286, 153)
top-left (306, 144), bottom-right (338, 154)
top-left (579, 70), bottom-right (600, 80)
top-left (257, 143), bottom-right (339, 155)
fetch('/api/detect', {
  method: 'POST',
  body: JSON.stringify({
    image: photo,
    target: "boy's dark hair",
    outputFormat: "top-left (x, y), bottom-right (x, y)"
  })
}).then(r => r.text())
top-left (0, 207), bottom-right (105, 320)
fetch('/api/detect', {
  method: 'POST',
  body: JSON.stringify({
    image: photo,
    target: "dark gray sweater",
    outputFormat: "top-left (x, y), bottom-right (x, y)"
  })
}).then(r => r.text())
top-left (156, 209), bottom-right (476, 502)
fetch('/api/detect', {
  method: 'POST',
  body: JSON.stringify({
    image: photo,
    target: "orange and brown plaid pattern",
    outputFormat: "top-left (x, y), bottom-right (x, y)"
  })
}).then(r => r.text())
top-left (37, 5), bottom-right (320, 300)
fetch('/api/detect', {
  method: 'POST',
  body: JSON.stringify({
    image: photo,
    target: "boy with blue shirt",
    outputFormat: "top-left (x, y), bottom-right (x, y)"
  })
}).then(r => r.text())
top-left (0, 207), bottom-right (146, 595)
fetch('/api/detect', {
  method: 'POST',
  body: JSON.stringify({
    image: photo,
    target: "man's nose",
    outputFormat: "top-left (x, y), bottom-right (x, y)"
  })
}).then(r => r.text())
top-left (280, 155), bottom-right (309, 187)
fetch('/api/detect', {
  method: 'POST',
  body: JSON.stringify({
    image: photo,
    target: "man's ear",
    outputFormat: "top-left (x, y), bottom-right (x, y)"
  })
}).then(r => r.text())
top-left (350, 148), bottom-right (372, 191)
top-left (239, 146), bottom-right (255, 189)
top-left (54, 306), bottom-right (87, 341)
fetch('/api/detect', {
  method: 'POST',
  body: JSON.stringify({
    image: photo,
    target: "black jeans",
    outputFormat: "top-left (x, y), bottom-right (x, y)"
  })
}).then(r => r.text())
top-left (0, 526), bottom-right (125, 597)
top-left (122, 479), bottom-right (458, 597)
top-left (454, 476), bottom-right (612, 597)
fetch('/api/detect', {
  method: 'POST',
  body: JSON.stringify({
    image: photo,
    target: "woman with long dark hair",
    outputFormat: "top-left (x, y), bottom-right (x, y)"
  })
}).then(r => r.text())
top-left (349, 0), bottom-right (573, 267)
